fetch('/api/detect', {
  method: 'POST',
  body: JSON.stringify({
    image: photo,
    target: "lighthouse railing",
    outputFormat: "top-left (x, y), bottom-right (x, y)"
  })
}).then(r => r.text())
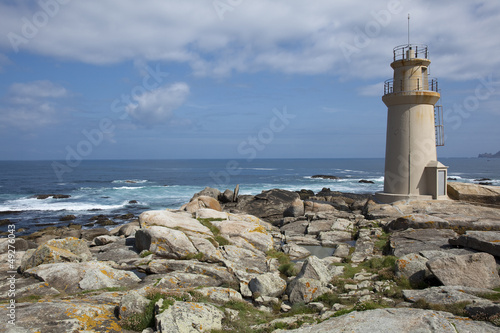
top-left (384, 78), bottom-right (439, 95)
top-left (393, 44), bottom-right (428, 61)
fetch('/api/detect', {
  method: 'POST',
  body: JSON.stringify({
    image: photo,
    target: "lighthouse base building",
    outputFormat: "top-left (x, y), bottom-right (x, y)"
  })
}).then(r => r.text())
top-left (376, 44), bottom-right (448, 204)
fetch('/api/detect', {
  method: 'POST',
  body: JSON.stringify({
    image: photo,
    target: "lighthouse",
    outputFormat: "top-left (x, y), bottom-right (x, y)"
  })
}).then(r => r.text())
top-left (376, 44), bottom-right (448, 203)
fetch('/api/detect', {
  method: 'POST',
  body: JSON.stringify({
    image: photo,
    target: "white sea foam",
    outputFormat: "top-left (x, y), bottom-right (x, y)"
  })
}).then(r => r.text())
top-left (112, 179), bottom-right (148, 184)
top-left (0, 197), bottom-right (126, 212)
top-left (112, 186), bottom-right (146, 190)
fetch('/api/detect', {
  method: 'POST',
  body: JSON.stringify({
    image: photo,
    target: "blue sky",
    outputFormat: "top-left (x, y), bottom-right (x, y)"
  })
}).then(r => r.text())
top-left (0, 0), bottom-right (499, 161)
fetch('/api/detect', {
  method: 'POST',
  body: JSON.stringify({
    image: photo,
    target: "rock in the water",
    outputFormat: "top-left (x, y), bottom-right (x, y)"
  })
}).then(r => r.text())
top-left (20, 237), bottom-right (92, 272)
top-left (311, 175), bottom-right (340, 180)
top-left (427, 252), bottom-right (500, 289)
top-left (35, 194), bottom-right (71, 199)
top-left (248, 273), bottom-right (287, 298)
top-left (275, 308), bottom-right (499, 332)
top-left (155, 301), bottom-right (224, 333)
top-left (449, 231), bottom-right (500, 257)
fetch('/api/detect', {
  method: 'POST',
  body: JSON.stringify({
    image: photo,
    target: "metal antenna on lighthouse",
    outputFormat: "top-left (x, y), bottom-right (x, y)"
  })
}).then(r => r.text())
top-left (408, 14), bottom-right (410, 45)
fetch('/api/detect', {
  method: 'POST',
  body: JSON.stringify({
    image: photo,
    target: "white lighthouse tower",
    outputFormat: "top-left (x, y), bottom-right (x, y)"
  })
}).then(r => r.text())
top-left (376, 43), bottom-right (448, 203)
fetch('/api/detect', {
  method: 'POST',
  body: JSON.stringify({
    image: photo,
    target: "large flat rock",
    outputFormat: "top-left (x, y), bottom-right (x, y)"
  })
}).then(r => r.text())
top-left (0, 299), bottom-right (124, 333)
top-left (427, 252), bottom-right (500, 289)
top-left (403, 286), bottom-right (498, 305)
top-left (24, 261), bottom-right (141, 293)
top-left (448, 182), bottom-right (500, 207)
top-left (276, 308), bottom-right (499, 333)
top-left (139, 209), bottom-right (212, 236)
top-left (389, 229), bottom-right (458, 257)
top-left (450, 231), bottom-right (500, 257)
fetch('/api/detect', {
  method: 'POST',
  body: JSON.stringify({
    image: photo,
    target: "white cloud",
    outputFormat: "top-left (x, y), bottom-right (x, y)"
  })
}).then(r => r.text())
top-left (0, 0), bottom-right (499, 81)
top-left (0, 81), bottom-right (69, 130)
top-left (126, 83), bottom-right (190, 126)
top-left (9, 80), bottom-right (67, 98)
top-left (358, 82), bottom-right (385, 97)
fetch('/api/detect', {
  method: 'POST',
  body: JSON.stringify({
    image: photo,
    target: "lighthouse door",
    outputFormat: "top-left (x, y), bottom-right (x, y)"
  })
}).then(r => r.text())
top-left (438, 170), bottom-right (446, 196)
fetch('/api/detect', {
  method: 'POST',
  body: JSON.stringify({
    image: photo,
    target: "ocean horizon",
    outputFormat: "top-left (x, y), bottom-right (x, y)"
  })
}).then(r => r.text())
top-left (1, 158), bottom-right (499, 236)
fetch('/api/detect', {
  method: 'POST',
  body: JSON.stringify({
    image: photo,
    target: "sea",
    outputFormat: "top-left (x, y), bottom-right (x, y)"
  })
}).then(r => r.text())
top-left (1, 158), bottom-right (499, 236)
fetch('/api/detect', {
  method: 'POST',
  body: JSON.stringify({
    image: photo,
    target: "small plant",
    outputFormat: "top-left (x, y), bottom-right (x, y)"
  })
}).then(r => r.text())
top-left (267, 249), bottom-right (297, 277)
top-left (266, 249), bottom-right (291, 265)
top-left (313, 292), bottom-right (341, 307)
top-left (412, 298), bottom-right (470, 317)
top-left (140, 250), bottom-right (153, 258)
top-left (333, 307), bottom-right (355, 317)
top-left (278, 262), bottom-right (297, 277)
top-left (287, 302), bottom-right (318, 316)
top-left (197, 218), bottom-right (232, 246)
top-left (214, 235), bottom-right (231, 246)
top-left (182, 252), bottom-right (205, 261)
top-left (197, 218), bottom-right (224, 236)
top-left (374, 231), bottom-right (391, 254)
top-left (354, 301), bottom-right (382, 311)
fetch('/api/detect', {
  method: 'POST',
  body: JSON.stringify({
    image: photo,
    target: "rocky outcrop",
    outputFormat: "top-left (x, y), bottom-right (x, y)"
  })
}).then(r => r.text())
top-left (403, 286), bottom-right (499, 305)
top-left (450, 231), bottom-right (500, 257)
top-left (19, 237), bottom-right (91, 273)
top-left (23, 261), bottom-right (141, 293)
top-left (249, 273), bottom-right (287, 298)
top-left (135, 226), bottom-right (200, 259)
top-left (0, 296), bottom-right (124, 332)
top-left (139, 210), bottom-right (212, 236)
top-left (182, 195), bottom-right (222, 213)
top-left (276, 308), bottom-right (499, 333)
top-left (230, 189), bottom-right (301, 222)
top-left (448, 182), bottom-right (500, 207)
top-left (155, 301), bottom-right (225, 333)
top-left (4, 188), bottom-right (500, 332)
top-left (426, 252), bottom-right (500, 289)
top-left (389, 229), bottom-right (458, 257)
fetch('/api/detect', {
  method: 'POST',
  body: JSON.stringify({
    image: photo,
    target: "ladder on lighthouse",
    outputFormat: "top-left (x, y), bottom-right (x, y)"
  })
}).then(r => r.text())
top-left (434, 105), bottom-right (445, 146)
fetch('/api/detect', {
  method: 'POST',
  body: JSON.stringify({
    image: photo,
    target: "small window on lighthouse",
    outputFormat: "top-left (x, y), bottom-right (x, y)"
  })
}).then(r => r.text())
top-left (422, 67), bottom-right (428, 90)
